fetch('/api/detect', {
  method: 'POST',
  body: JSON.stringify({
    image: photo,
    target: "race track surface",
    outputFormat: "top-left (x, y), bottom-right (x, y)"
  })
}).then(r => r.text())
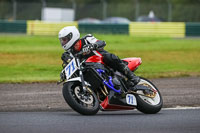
top-left (0, 109), bottom-right (200, 133)
top-left (0, 77), bottom-right (200, 111)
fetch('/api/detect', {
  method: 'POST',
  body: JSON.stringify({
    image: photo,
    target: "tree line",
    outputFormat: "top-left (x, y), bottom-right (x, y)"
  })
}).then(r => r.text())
top-left (0, 0), bottom-right (200, 4)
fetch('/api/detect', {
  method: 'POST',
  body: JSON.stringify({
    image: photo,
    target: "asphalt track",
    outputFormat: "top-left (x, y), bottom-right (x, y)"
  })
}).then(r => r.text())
top-left (0, 77), bottom-right (200, 111)
top-left (0, 108), bottom-right (200, 133)
top-left (0, 77), bottom-right (200, 133)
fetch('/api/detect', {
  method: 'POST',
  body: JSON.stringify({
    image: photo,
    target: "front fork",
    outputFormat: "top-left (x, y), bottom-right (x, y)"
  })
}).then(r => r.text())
top-left (77, 58), bottom-right (90, 93)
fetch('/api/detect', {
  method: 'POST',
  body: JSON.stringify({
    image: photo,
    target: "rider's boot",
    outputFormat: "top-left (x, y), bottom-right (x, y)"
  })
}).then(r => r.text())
top-left (119, 63), bottom-right (140, 90)
top-left (102, 53), bottom-right (140, 90)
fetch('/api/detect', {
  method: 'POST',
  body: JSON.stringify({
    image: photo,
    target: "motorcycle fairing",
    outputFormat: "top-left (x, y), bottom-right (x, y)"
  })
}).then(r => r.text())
top-left (86, 55), bottom-right (142, 72)
top-left (100, 91), bottom-right (136, 111)
top-left (85, 55), bottom-right (141, 110)
top-left (100, 96), bottom-right (135, 111)
top-left (122, 58), bottom-right (142, 71)
top-left (86, 55), bottom-right (105, 65)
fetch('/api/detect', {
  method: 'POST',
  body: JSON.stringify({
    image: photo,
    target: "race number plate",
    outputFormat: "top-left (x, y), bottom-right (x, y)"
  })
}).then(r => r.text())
top-left (65, 58), bottom-right (78, 80)
top-left (126, 94), bottom-right (137, 106)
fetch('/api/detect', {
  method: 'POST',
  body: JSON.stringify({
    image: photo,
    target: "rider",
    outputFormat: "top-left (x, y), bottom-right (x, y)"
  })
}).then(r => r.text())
top-left (58, 26), bottom-right (140, 89)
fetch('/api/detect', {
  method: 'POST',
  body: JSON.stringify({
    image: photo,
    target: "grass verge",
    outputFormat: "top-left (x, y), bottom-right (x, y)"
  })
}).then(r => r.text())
top-left (0, 34), bottom-right (200, 83)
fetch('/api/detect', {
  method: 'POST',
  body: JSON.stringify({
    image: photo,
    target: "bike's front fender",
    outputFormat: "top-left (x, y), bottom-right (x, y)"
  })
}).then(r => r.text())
top-left (65, 77), bottom-right (91, 86)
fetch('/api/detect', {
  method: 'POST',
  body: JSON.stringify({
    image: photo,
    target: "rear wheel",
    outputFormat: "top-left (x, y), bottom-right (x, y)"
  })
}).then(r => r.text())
top-left (62, 82), bottom-right (100, 115)
top-left (136, 77), bottom-right (163, 114)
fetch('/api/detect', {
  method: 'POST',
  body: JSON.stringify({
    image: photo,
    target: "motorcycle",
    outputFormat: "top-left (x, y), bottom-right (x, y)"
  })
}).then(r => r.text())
top-left (58, 50), bottom-right (163, 115)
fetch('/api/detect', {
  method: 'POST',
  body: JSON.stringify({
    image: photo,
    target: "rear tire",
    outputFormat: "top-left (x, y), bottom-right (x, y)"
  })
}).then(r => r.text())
top-left (136, 77), bottom-right (163, 114)
top-left (62, 82), bottom-right (100, 115)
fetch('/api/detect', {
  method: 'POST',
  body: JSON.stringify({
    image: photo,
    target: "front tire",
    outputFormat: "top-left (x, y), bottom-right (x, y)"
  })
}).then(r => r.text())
top-left (136, 77), bottom-right (163, 114)
top-left (62, 82), bottom-right (100, 115)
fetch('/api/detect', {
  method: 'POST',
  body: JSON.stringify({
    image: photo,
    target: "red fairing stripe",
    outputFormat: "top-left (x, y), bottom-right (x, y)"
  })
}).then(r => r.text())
top-left (85, 55), bottom-right (105, 65)
top-left (122, 58), bottom-right (142, 71)
top-left (85, 50), bottom-right (104, 64)
top-left (100, 96), bottom-right (135, 111)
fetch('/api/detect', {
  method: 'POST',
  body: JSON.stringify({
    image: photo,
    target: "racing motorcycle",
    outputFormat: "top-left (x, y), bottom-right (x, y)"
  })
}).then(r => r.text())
top-left (58, 50), bottom-right (163, 115)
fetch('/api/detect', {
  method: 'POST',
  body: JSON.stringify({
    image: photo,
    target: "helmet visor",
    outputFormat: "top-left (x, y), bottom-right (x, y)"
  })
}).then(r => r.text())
top-left (59, 33), bottom-right (73, 47)
top-left (60, 37), bottom-right (70, 46)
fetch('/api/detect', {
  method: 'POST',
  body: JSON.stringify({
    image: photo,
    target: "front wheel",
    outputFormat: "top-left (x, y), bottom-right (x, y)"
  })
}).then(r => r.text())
top-left (136, 77), bottom-right (163, 114)
top-left (62, 82), bottom-right (100, 115)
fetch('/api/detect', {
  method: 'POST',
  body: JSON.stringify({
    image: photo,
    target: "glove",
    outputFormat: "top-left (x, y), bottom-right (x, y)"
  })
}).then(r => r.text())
top-left (82, 44), bottom-right (94, 54)
top-left (92, 41), bottom-right (106, 50)
top-left (61, 52), bottom-right (72, 64)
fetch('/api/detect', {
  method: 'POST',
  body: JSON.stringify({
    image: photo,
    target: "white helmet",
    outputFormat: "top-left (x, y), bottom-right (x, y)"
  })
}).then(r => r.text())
top-left (58, 26), bottom-right (80, 51)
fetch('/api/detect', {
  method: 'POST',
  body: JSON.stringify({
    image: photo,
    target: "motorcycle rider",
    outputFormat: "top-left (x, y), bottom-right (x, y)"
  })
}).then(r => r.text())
top-left (58, 26), bottom-right (140, 89)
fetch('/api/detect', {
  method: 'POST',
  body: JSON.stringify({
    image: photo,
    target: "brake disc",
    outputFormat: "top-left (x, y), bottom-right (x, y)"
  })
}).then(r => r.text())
top-left (74, 86), bottom-right (94, 104)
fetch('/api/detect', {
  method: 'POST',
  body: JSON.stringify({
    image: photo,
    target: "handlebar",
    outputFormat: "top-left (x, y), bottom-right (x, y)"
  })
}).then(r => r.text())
top-left (74, 51), bottom-right (84, 57)
top-left (73, 44), bottom-right (96, 57)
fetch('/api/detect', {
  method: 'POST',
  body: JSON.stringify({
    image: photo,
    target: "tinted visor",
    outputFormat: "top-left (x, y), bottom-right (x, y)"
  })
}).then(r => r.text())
top-left (59, 33), bottom-right (73, 46)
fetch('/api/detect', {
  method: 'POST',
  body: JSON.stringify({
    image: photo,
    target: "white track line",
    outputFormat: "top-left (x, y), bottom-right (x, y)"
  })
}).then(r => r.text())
top-left (163, 106), bottom-right (200, 110)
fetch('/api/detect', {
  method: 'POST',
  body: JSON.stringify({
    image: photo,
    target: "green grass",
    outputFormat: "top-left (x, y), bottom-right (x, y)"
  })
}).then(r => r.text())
top-left (0, 34), bottom-right (200, 83)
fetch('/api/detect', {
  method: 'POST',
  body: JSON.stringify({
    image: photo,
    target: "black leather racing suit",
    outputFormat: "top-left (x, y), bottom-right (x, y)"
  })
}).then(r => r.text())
top-left (62, 34), bottom-right (140, 86)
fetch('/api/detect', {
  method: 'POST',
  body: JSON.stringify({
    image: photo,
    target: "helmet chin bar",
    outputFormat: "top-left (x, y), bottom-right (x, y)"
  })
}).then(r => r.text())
top-left (62, 39), bottom-right (80, 51)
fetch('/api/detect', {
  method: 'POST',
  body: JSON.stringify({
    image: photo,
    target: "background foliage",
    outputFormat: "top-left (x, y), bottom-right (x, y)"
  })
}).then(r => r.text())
top-left (0, 0), bottom-right (200, 22)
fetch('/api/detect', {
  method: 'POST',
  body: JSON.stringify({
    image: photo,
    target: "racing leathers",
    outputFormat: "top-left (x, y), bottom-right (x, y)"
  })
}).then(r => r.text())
top-left (62, 34), bottom-right (140, 88)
